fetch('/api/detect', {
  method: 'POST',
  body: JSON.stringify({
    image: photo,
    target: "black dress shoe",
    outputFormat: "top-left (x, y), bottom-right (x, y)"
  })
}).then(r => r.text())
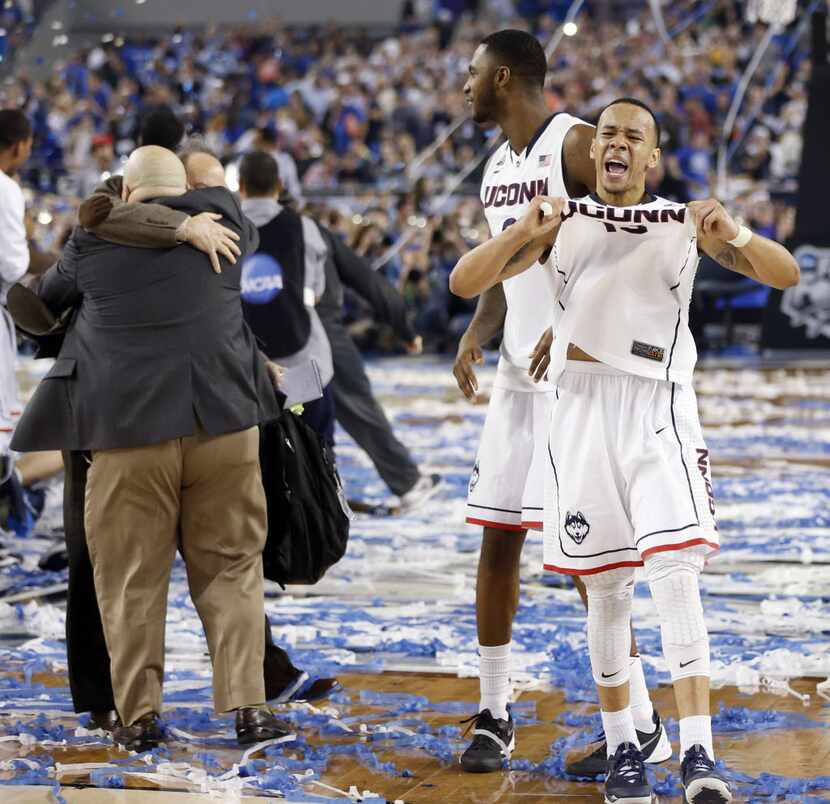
top-left (263, 644), bottom-right (301, 698)
top-left (235, 706), bottom-right (292, 746)
top-left (88, 710), bottom-right (120, 732)
top-left (266, 667), bottom-right (341, 704)
top-left (293, 677), bottom-right (340, 703)
top-left (113, 712), bottom-right (164, 752)
top-left (264, 643), bottom-right (339, 704)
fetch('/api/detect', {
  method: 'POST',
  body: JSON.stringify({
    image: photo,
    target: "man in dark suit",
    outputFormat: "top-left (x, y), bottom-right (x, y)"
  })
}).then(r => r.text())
top-left (68, 148), bottom-right (337, 720)
top-left (12, 146), bottom-right (287, 751)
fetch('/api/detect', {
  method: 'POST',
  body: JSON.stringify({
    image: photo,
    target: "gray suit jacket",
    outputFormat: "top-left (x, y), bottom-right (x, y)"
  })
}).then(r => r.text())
top-left (12, 187), bottom-right (281, 452)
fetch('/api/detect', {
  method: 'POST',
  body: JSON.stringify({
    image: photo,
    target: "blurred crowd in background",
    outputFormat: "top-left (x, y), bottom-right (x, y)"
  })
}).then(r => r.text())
top-left (0, 0), bottom-right (812, 352)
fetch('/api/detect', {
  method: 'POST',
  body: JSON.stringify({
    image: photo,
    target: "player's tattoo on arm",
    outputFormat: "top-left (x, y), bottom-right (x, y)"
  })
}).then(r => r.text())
top-left (713, 245), bottom-right (738, 269)
top-left (705, 240), bottom-right (757, 281)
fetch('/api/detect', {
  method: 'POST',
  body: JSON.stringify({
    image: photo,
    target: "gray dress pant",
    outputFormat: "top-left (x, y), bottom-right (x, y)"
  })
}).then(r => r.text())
top-left (326, 321), bottom-right (420, 497)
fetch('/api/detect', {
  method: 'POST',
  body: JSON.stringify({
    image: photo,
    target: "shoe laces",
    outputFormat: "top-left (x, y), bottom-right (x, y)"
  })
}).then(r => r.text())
top-left (459, 710), bottom-right (491, 737)
top-left (459, 709), bottom-right (508, 739)
top-left (684, 745), bottom-right (715, 775)
top-left (612, 745), bottom-right (645, 784)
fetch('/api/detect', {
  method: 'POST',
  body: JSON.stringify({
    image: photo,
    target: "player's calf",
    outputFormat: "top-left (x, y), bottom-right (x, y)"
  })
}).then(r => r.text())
top-left (460, 525), bottom-right (525, 774)
top-left (568, 571), bottom-right (668, 776)
top-left (578, 566), bottom-right (660, 802)
top-left (645, 549), bottom-right (732, 803)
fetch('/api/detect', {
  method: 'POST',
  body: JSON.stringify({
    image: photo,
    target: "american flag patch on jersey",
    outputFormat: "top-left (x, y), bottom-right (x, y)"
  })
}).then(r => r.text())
top-left (538, 154), bottom-right (552, 166)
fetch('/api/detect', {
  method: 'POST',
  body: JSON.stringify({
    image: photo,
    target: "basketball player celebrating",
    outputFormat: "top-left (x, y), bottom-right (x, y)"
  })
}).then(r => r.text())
top-left (451, 97), bottom-right (799, 803)
top-left (454, 31), bottom-right (668, 775)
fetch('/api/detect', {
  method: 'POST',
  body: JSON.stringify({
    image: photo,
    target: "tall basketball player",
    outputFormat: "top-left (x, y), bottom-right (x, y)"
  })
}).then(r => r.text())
top-left (451, 97), bottom-right (799, 803)
top-left (454, 32), bottom-right (668, 775)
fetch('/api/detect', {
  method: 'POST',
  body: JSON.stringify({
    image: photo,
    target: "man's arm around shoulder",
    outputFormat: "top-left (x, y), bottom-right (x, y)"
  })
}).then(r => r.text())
top-left (79, 181), bottom-right (244, 272)
top-left (80, 175), bottom-right (189, 248)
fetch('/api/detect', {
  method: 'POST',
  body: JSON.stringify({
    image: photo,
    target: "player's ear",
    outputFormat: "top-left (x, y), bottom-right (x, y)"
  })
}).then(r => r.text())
top-left (494, 65), bottom-right (510, 90)
top-left (589, 138), bottom-right (597, 160)
top-left (648, 147), bottom-right (661, 170)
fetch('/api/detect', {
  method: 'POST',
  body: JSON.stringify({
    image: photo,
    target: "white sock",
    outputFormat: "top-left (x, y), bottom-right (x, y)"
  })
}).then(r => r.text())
top-left (628, 655), bottom-right (655, 732)
top-left (679, 715), bottom-right (714, 759)
top-left (478, 643), bottom-right (511, 721)
top-left (601, 706), bottom-right (639, 757)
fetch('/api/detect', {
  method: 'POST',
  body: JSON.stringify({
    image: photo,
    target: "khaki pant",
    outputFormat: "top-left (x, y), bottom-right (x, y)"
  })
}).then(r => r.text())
top-left (85, 426), bottom-right (267, 726)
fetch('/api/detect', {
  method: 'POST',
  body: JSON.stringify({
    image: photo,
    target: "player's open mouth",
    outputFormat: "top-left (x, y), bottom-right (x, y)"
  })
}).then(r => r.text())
top-left (604, 158), bottom-right (628, 177)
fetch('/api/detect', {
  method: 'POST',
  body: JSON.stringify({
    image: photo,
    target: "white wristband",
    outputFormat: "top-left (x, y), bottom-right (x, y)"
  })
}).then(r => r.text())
top-left (727, 225), bottom-right (752, 248)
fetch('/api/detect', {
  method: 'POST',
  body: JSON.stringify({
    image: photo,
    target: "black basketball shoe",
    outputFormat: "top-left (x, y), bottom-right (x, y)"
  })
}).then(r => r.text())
top-left (566, 710), bottom-right (672, 777)
top-left (681, 744), bottom-right (732, 803)
top-left (604, 742), bottom-right (653, 804)
top-left (459, 708), bottom-right (515, 773)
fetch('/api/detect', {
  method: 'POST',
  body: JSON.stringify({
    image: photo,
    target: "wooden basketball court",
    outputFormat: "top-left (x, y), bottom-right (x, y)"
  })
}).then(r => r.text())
top-left (3, 669), bottom-right (830, 802)
top-left (2, 357), bottom-right (830, 802)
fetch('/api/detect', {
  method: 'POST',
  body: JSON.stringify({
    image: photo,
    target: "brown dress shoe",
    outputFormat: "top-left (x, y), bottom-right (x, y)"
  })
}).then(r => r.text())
top-left (88, 710), bottom-right (120, 732)
top-left (113, 712), bottom-right (164, 752)
top-left (235, 706), bottom-right (292, 746)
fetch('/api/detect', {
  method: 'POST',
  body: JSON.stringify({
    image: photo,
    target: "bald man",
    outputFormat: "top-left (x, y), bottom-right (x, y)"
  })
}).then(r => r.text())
top-left (182, 148), bottom-right (227, 190)
top-left (78, 149), bottom-right (240, 273)
top-left (12, 146), bottom-right (288, 750)
top-left (121, 144), bottom-right (185, 197)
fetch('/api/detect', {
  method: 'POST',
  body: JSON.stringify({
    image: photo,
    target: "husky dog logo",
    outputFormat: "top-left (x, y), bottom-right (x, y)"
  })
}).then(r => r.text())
top-left (781, 245), bottom-right (830, 338)
top-left (469, 461), bottom-right (480, 494)
top-left (564, 511), bottom-right (590, 544)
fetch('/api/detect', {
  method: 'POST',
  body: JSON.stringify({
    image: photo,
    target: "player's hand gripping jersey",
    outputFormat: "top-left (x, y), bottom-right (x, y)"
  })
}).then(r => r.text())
top-left (481, 113), bottom-right (583, 392)
top-left (541, 194), bottom-right (719, 575)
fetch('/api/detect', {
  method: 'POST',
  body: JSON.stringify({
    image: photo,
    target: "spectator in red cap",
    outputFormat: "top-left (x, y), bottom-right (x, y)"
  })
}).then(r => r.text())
top-left (74, 133), bottom-right (119, 199)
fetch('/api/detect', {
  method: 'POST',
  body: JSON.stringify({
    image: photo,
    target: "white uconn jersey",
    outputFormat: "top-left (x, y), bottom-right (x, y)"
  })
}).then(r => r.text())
top-left (549, 194), bottom-right (699, 385)
top-left (481, 112), bottom-right (584, 391)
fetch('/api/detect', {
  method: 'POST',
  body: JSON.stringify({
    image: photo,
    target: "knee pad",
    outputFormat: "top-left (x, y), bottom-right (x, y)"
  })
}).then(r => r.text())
top-left (583, 568), bottom-right (635, 688)
top-left (645, 551), bottom-right (710, 682)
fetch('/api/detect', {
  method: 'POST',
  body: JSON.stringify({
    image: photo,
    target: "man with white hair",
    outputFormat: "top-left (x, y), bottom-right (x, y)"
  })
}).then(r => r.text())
top-left (12, 145), bottom-right (287, 751)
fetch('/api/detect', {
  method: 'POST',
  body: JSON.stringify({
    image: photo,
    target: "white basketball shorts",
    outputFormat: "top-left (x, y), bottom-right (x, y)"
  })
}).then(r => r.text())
top-left (466, 386), bottom-right (554, 532)
top-left (543, 361), bottom-right (719, 575)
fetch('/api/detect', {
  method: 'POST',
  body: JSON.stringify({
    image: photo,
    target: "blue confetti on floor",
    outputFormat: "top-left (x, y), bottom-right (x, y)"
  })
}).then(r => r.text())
top-left (1, 356), bottom-right (829, 800)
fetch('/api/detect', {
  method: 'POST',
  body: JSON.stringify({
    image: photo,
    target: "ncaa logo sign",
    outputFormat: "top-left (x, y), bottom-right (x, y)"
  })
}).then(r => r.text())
top-left (241, 254), bottom-right (283, 304)
top-left (781, 245), bottom-right (830, 339)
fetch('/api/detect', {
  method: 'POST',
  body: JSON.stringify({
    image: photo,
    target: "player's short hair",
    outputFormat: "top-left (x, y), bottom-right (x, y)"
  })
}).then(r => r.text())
top-left (139, 105), bottom-right (185, 151)
top-left (0, 109), bottom-right (32, 150)
top-left (239, 150), bottom-right (280, 196)
top-left (598, 97), bottom-right (661, 147)
top-left (480, 29), bottom-right (547, 89)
